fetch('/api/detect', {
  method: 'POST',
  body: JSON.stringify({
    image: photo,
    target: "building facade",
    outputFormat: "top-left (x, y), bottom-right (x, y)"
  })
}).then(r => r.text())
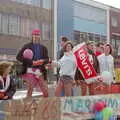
top-left (0, 0), bottom-right (54, 60)
top-left (57, 0), bottom-right (109, 50)
top-left (74, 0), bottom-right (109, 44)
top-left (110, 7), bottom-right (120, 56)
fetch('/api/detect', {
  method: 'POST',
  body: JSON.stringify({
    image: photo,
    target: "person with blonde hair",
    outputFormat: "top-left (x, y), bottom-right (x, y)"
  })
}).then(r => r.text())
top-left (0, 61), bottom-right (16, 100)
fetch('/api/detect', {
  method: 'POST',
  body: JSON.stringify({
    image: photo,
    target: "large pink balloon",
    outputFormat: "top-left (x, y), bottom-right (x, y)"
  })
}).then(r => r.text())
top-left (94, 101), bottom-right (106, 112)
top-left (23, 49), bottom-right (33, 59)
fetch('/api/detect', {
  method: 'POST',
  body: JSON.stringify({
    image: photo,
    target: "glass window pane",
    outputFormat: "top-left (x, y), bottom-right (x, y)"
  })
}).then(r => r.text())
top-left (74, 31), bottom-right (80, 44)
top-left (94, 34), bottom-right (100, 42)
top-left (42, 24), bottom-right (50, 40)
top-left (1, 14), bottom-right (8, 34)
top-left (20, 18), bottom-right (30, 37)
top-left (11, 0), bottom-right (41, 7)
top-left (32, 0), bottom-right (40, 7)
top-left (74, 2), bottom-right (106, 24)
top-left (0, 13), bottom-right (2, 33)
top-left (43, 0), bottom-right (51, 9)
top-left (9, 15), bottom-right (20, 35)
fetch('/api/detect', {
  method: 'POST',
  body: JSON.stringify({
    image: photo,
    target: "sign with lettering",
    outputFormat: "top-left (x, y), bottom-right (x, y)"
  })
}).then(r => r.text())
top-left (73, 43), bottom-right (97, 81)
top-left (0, 95), bottom-right (120, 119)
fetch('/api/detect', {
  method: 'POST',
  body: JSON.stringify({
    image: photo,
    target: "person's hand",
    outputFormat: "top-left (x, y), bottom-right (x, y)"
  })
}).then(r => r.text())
top-left (96, 76), bottom-right (103, 82)
top-left (0, 92), bottom-right (4, 98)
top-left (33, 60), bottom-right (44, 66)
top-left (3, 96), bottom-right (8, 100)
top-left (51, 60), bottom-right (59, 67)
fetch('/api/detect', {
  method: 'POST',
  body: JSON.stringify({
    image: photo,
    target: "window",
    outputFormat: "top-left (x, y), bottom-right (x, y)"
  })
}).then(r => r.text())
top-left (31, 0), bottom-right (41, 7)
top-left (100, 35), bottom-right (106, 43)
top-left (88, 33), bottom-right (93, 41)
top-left (29, 20), bottom-right (40, 36)
top-left (0, 13), bottom-right (20, 36)
top-left (1, 14), bottom-right (8, 34)
top-left (11, 0), bottom-right (41, 7)
top-left (74, 31), bottom-right (80, 44)
top-left (111, 35), bottom-right (120, 56)
top-left (43, 0), bottom-right (51, 9)
top-left (42, 24), bottom-right (50, 40)
top-left (0, 13), bottom-right (1, 32)
top-left (74, 2), bottom-right (106, 24)
top-left (20, 18), bottom-right (31, 37)
top-left (94, 34), bottom-right (100, 42)
top-left (20, 18), bottom-right (40, 37)
top-left (9, 15), bottom-right (20, 35)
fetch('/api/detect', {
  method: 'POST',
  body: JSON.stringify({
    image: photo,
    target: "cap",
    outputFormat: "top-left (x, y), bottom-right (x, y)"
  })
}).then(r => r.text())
top-left (32, 28), bottom-right (40, 35)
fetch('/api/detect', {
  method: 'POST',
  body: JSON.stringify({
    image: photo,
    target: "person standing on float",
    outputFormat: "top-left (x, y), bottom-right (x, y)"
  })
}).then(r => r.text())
top-left (16, 28), bottom-right (49, 98)
top-left (75, 41), bottom-right (100, 95)
top-left (53, 41), bottom-right (76, 96)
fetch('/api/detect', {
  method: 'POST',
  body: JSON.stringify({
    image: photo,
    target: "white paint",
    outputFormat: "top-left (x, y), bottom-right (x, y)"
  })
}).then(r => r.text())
top-left (74, 0), bottom-right (109, 10)
top-left (94, 0), bottom-right (120, 9)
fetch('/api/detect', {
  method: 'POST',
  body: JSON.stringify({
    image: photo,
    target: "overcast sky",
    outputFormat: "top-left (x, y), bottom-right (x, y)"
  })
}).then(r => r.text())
top-left (94, 0), bottom-right (120, 9)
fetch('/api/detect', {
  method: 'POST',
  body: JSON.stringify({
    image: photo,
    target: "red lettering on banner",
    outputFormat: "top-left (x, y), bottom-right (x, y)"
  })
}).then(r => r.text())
top-left (79, 50), bottom-right (92, 76)
top-left (73, 43), bottom-right (97, 80)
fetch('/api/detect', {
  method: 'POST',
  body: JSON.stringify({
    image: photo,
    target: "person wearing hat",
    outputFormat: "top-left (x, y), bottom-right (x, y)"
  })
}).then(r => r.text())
top-left (86, 40), bottom-right (100, 74)
top-left (52, 41), bottom-right (76, 96)
top-left (75, 40), bottom-right (100, 95)
top-left (57, 36), bottom-right (69, 96)
top-left (0, 61), bottom-right (16, 100)
top-left (16, 28), bottom-right (49, 98)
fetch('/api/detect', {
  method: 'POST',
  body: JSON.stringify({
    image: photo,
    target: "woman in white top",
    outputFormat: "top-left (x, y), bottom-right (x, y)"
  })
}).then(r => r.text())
top-left (97, 44), bottom-right (115, 80)
top-left (53, 41), bottom-right (76, 96)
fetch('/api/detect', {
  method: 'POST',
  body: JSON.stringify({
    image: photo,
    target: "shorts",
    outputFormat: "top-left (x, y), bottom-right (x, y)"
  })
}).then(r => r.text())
top-left (22, 68), bottom-right (43, 87)
top-left (59, 75), bottom-right (73, 84)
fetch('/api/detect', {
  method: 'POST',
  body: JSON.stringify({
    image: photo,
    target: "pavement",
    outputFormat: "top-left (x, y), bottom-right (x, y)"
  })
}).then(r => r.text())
top-left (13, 82), bottom-right (56, 100)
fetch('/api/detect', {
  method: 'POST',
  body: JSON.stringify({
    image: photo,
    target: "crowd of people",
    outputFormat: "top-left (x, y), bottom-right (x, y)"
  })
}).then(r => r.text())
top-left (0, 28), bottom-right (115, 100)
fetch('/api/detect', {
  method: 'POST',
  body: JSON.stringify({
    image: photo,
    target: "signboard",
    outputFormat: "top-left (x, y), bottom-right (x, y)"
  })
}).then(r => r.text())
top-left (73, 43), bottom-right (97, 82)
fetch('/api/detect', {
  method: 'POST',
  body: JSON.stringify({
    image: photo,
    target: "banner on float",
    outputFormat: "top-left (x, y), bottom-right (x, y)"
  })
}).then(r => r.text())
top-left (0, 98), bottom-right (61, 120)
top-left (61, 94), bottom-right (120, 120)
top-left (0, 95), bottom-right (120, 120)
top-left (73, 43), bottom-right (97, 82)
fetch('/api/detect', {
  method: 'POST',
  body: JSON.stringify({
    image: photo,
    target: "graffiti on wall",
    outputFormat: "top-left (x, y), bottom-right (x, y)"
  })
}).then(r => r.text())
top-left (3, 98), bottom-right (60, 120)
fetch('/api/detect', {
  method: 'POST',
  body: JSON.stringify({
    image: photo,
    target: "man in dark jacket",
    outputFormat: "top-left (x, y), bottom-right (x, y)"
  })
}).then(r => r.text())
top-left (16, 28), bottom-right (49, 97)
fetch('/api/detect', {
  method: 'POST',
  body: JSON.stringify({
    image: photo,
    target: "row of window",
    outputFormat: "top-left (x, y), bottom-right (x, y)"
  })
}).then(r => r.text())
top-left (11, 0), bottom-right (51, 9)
top-left (0, 13), bottom-right (50, 40)
top-left (74, 2), bottom-right (106, 24)
top-left (111, 35), bottom-right (120, 56)
top-left (74, 31), bottom-right (106, 44)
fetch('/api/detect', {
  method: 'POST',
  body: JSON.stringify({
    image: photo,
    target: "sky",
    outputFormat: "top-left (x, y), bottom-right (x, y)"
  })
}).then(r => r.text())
top-left (94, 0), bottom-right (120, 9)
